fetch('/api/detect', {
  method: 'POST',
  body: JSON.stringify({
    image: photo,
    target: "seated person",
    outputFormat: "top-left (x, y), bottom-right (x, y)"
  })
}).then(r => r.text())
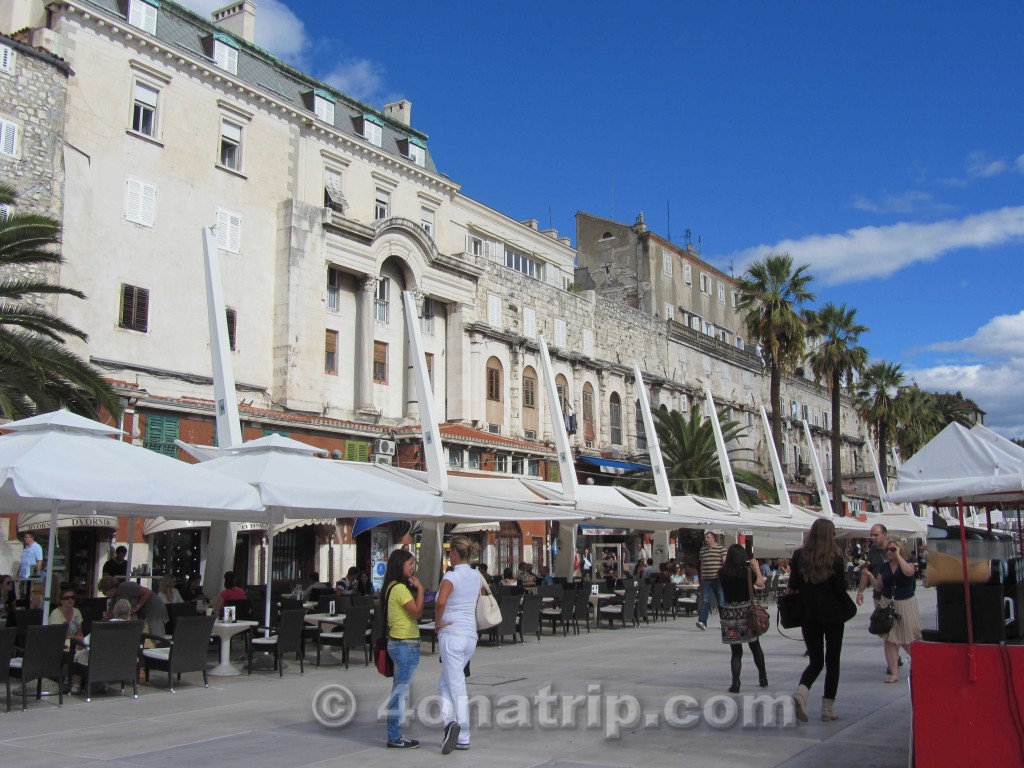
top-left (642, 558), bottom-right (659, 579)
top-left (177, 575), bottom-right (206, 603)
top-left (302, 571), bottom-right (329, 601)
top-left (335, 567), bottom-right (360, 596)
top-left (71, 598), bottom-right (131, 693)
top-left (99, 575), bottom-right (167, 638)
top-left (159, 576), bottom-right (183, 605)
top-left (500, 567), bottom-right (519, 587)
top-left (355, 569), bottom-right (374, 596)
top-left (49, 589), bottom-right (85, 647)
top-left (476, 563), bottom-right (491, 584)
top-left (213, 571), bottom-right (247, 614)
top-left (517, 562), bottom-right (537, 588)
top-left (537, 565), bottom-right (555, 586)
top-left (651, 563), bottom-right (672, 585)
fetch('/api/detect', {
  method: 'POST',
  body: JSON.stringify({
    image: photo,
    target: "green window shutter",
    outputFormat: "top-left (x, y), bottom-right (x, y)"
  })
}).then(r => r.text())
top-left (144, 414), bottom-right (180, 457)
top-left (263, 428), bottom-right (290, 438)
top-left (549, 463), bottom-right (559, 483)
top-left (345, 440), bottom-right (370, 462)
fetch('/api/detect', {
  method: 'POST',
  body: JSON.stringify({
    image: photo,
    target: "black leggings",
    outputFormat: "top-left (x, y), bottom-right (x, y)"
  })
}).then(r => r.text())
top-left (730, 639), bottom-right (766, 681)
top-left (800, 622), bottom-right (844, 699)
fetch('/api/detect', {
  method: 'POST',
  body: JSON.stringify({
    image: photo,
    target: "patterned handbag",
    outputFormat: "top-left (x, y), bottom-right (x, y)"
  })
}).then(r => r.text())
top-left (746, 567), bottom-right (771, 636)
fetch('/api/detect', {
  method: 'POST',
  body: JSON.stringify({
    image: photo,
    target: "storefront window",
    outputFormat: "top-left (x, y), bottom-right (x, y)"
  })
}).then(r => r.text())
top-left (152, 529), bottom-right (202, 582)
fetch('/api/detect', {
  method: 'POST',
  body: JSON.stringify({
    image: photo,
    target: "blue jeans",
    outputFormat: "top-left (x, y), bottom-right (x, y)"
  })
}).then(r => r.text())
top-left (386, 639), bottom-right (420, 742)
top-left (698, 578), bottom-right (725, 624)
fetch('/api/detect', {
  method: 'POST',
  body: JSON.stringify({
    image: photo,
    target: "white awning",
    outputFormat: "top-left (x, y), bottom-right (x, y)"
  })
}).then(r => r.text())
top-left (450, 522), bottom-right (499, 533)
top-left (237, 518), bottom-right (337, 536)
top-left (142, 518), bottom-right (210, 536)
top-left (17, 513), bottom-right (118, 532)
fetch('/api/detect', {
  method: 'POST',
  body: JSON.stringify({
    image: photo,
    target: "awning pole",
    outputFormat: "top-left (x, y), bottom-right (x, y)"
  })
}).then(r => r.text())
top-left (957, 497), bottom-right (977, 682)
top-left (43, 501), bottom-right (59, 608)
top-left (263, 510), bottom-right (275, 637)
top-left (125, 515), bottom-right (137, 578)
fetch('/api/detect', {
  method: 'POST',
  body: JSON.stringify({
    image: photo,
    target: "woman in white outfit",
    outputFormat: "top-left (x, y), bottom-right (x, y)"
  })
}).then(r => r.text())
top-left (434, 535), bottom-right (484, 754)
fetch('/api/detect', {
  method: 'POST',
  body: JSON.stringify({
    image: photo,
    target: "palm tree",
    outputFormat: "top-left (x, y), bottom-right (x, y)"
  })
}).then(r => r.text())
top-left (624, 407), bottom-right (774, 507)
top-left (0, 183), bottom-right (121, 419)
top-left (896, 387), bottom-right (976, 460)
top-left (806, 303), bottom-right (868, 516)
top-left (735, 253), bottom-right (815, 462)
top-left (855, 361), bottom-right (905, 485)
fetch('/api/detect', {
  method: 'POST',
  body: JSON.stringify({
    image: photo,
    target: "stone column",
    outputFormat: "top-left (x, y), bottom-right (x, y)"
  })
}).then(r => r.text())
top-left (355, 275), bottom-right (376, 412)
top-left (405, 291), bottom-right (425, 420)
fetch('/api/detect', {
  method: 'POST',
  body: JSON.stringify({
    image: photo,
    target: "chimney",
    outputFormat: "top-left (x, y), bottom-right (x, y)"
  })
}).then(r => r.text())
top-left (384, 99), bottom-right (412, 126)
top-left (541, 228), bottom-right (558, 239)
top-left (212, 0), bottom-right (256, 44)
top-left (521, 219), bottom-right (538, 230)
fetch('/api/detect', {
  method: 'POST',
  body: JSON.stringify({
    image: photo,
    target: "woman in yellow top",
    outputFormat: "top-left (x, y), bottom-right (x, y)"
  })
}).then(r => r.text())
top-left (381, 548), bottom-right (423, 750)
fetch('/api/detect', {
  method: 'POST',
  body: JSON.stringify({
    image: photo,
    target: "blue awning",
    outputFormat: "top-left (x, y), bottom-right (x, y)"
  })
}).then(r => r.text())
top-left (579, 456), bottom-right (650, 472)
top-left (352, 517), bottom-right (394, 537)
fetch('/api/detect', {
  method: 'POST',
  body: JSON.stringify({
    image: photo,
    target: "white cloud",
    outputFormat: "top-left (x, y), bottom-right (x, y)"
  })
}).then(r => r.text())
top-left (850, 189), bottom-right (950, 215)
top-left (930, 311), bottom-right (1024, 358)
top-left (908, 361), bottom-right (1024, 439)
top-left (176, 0), bottom-right (309, 64)
top-left (966, 151), bottom-right (1007, 179)
top-left (723, 205), bottom-right (1024, 286)
top-left (1017, 154), bottom-right (1024, 174)
top-left (321, 59), bottom-right (387, 104)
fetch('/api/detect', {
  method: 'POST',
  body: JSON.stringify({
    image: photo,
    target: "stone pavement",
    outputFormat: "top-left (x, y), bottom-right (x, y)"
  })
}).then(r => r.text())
top-left (1, 595), bottom-right (927, 768)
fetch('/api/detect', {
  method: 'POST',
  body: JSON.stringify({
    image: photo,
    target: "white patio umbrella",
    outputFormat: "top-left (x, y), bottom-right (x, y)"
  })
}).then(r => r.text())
top-left (195, 434), bottom-right (448, 629)
top-left (0, 410), bottom-right (269, 605)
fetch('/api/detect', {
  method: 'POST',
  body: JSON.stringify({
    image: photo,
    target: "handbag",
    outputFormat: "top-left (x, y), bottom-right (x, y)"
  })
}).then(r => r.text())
top-left (475, 573), bottom-right (502, 630)
top-left (375, 584), bottom-right (396, 677)
top-left (868, 601), bottom-right (900, 635)
top-left (777, 591), bottom-right (802, 629)
top-left (746, 567), bottom-right (771, 636)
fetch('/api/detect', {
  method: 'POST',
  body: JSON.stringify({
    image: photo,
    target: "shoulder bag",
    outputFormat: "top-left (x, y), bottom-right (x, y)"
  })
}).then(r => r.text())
top-left (374, 583), bottom-right (395, 677)
top-left (475, 572), bottom-right (502, 630)
top-left (746, 567), bottom-right (771, 636)
top-left (868, 581), bottom-right (901, 636)
top-left (777, 591), bottom-right (802, 628)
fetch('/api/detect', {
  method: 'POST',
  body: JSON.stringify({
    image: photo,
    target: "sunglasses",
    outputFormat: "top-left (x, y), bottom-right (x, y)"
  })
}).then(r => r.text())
top-left (61, 595), bottom-right (75, 600)
top-left (887, 547), bottom-right (899, 553)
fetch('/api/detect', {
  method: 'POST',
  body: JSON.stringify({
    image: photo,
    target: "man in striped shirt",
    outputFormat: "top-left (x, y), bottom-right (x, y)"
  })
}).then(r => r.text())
top-left (696, 531), bottom-right (727, 630)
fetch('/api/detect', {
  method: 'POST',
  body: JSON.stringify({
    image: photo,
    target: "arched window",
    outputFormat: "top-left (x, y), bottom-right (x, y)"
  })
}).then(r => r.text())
top-left (522, 366), bottom-right (538, 436)
top-left (582, 382), bottom-right (595, 443)
top-left (609, 392), bottom-right (622, 445)
top-left (485, 357), bottom-right (503, 428)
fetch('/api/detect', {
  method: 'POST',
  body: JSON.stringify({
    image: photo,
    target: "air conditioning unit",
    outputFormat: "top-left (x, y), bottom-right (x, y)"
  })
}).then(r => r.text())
top-left (524, 429), bottom-right (537, 440)
top-left (372, 454), bottom-right (392, 465)
top-left (488, 424), bottom-right (501, 435)
top-left (373, 438), bottom-right (396, 456)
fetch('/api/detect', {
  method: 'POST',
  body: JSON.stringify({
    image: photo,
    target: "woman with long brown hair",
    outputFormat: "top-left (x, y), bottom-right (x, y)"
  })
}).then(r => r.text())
top-left (789, 518), bottom-right (848, 722)
top-left (381, 548), bottom-right (423, 750)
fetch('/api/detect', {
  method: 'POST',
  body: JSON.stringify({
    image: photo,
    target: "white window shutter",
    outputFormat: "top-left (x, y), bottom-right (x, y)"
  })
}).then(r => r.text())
top-left (0, 120), bottom-right (16, 157)
top-left (554, 318), bottom-right (567, 348)
top-left (217, 209), bottom-right (241, 253)
top-left (487, 294), bottom-right (501, 327)
top-left (0, 45), bottom-right (13, 74)
top-left (583, 328), bottom-right (594, 357)
top-left (126, 179), bottom-right (141, 222)
top-left (141, 183), bottom-right (156, 226)
top-left (523, 307), bottom-right (536, 339)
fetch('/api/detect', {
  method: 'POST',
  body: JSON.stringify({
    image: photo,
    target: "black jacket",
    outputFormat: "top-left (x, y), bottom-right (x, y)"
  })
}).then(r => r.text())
top-left (789, 549), bottom-right (847, 626)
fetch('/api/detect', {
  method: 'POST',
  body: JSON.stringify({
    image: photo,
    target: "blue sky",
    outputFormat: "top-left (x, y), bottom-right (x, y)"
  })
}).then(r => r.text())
top-left (182, 1), bottom-right (1024, 438)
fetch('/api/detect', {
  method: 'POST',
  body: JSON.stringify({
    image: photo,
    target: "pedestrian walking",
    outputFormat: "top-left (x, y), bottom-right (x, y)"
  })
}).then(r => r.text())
top-left (717, 544), bottom-right (769, 692)
top-left (868, 538), bottom-right (922, 683)
top-left (696, 530), bottom-right (726, 630)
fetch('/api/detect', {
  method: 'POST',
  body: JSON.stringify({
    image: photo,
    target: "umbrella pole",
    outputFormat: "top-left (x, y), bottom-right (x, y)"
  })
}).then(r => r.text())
top-left (264, 510), bottom-right (275, 637)
top-left (957, 497), bottom-right (976, 682)
top-left (44, 502), bottom-right (59, 609)
top-left (125, 515), bottom-right (137, 579)
top-left (1017, 507), bottom-right (1022, 555)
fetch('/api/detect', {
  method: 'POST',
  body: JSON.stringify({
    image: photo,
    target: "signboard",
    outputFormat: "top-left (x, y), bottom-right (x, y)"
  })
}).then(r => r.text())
top-left (371, 527), bottom-right (391, 593)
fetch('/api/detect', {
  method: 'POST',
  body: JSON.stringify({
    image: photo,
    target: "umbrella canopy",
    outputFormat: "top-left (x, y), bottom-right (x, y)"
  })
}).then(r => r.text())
top-left (0, 410), bottom-right (266, 520)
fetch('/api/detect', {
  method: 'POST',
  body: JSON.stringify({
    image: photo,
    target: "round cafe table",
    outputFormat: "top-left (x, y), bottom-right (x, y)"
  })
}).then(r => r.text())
top-left (209, 619), bottom-right (258, 676)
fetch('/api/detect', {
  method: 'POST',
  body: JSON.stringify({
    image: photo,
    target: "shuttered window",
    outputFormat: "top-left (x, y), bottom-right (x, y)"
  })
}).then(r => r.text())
top-left (583, 328), bottom-right (594, 357)
top-left (144, 414), bottom-right (179, 457)
top-left (0, 44), bottom-right (14, 74)
top-left (373, 341), bottom-right (388, 383)
top-left (523, 373), bottom-right (536, 409)
top-left (125, 178), bottom-right (156, 226)
top-left (0, 119), bottom-right (17, 157)
top-left (216, 208), bottom-right (241, 253)
top-left (119, 284), bottom-right (149, 333)
top-left (554, 318), bottom-right (567, 348)
top-left (324, 330), bottom-right (338, 374)
top-left (225, 308), bottom-right (237, 351)
top-left (213, 40), bottom-right (238, 74)
top-left (128, 0), bottom-right (158, 34)
top-left (486, 361), bottom-right (502, 401)
top-left (487, 294), bottom-right (502, 327)
top-left (345, 440), bottom-right (370, 462)
top-left (131, 82), bottom-right (158, 136)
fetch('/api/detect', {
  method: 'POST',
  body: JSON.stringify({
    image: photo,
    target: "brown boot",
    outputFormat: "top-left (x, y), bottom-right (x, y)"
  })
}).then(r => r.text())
top-left (821, 698), bottom-right (838, 721)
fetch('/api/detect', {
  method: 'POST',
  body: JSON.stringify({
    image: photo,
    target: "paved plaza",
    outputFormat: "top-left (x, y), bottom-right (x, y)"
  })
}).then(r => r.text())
top-left (1, 597), bottom-right (926, 768)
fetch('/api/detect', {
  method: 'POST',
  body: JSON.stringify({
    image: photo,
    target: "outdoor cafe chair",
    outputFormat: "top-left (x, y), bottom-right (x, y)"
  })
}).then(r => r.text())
top-left (648, 583), bottom-right (666, 622)
top-left (541, 592), bottom-right (575, 637)
top-left (75, 597), bottom-right (107, 637)
top-left (599, 590), bottom-right (638, 630)
top-left (661, 583), bottom-right (678, 619)
top-left (9, 623), bottom-right (66, 710)
top-left (485, 597), bottom-right (520, 647)
top-left (0, 625), bottom-right (15, 712)
top-left (572, 588), bottom-right (592, 634)
top-left (517, 593), bottom-right (543, 643)
top-left (165, 602), bottom-right (197, 637)
top-left (142, 614), bottom-right (215, 692)
top-left (14, 608), bottom-right (42, 649)
top-left (248, 608), bottom-right (304, 676)
top-left (537, 583), bottom-right (563, 600)
top-left (636, 581), bottom-right (651, 624)
top-left (70, 619), bottom-right (144, 702)
top-left (316, 604), bottom-right (370, 669)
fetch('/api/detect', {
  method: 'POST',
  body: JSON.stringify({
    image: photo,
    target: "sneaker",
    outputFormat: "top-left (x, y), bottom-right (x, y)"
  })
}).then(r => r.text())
top-left (455, 744), bottom-right (470, 751)
top-left (696, 621), bottom-right (706, 630)
top-left (387, 738), bottom-right (420, 750)
top-left (441, 722), bottom-right (461, 755)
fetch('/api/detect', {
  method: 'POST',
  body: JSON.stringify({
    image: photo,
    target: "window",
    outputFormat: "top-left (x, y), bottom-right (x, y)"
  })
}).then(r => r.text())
top-left (405, 139), bottom-right (425, 166)
top-left (494, 455), bottom-right (508, 473)
top-left (128, 0), bottom-right (158, 34)
top-left (636, 401), bottom-right (646, 450)
top-left (527, 459), bottom-right (540, 477)
top-left (703, 321), bottom-right (714, 336)
top-left (131, 82), bottom-right (158, 137)
top-left (374, 277), bottom-right (390, 325)
top-left (216, 209), bottom-right (241, 253)
top-left (663, 251), bottom-right (672, 276)
top-left (421, 297), bottom-right (434, 335)
top-left (0, 119), bottom-right (14, 158)
top-left (0, 44), bottom-right (14, 75)
top-left (736, 337), bottom-right (744, 350)
top-left (609, 393), bottom-right (622, 445)
top-left (225, 308), bottom-right (237, 350)
top-left (124, 178), bottom-right (156, 227)
top-left (664, 304), bottom-right (674, 321)
top-left (718, 282), bottom-right (726, 303)
top-left (554, 318), bottom-right (567, 348)
top-left (703, 355), bottom-right (712, 375)
top-left (0, 203), bottom-right (9, 222)
top-left (327, 267), bottom-right (341, 312)
top-left (360, 115), bottom-right (382, 146)
top-left (374, 188), bottom-right (390, 220)
top-left (583, 328), bottom-right (594, 357)
top-left (420, 207), bottom-right (434, 237)
top-left (684, 263), bottom-right (692, 285)
top-left (523, 373), bottom-right (536, 409)
top-left (523, 307), bottom-right (536, 339)
top-left (486, 361), bottom-right (502, 401)
top-left (466, 235), bottom-right (483, 257)
top-left (324, 330), bottom-right (338, 374)
top-left (504, 247), bottom-right (538, 279)
top-left (511, 457), bottom-right (525, 473)
top-left (721, 363), bottom-right (730, 383)
top-left (732, 290), bottom-right (738, 308)
top-left (324, 167), bottom-right (345, 211)
top-left (219, 120), bottom-right (242, 170)
top-left (743, 371), bottom-right (753, 388)
top-left (449, 447), bottom-right (464, 468)
top-left (424, 352), bottom-right (434, 387)
top-left (314, 93), bottom-right (335, 124)
top-left (144, 414), bottom-right (179, 457)
top-left (373, 341), bottom-right (388, 383)
top-left (469, 449), bottom-right (482, 470)
top-left (582, 388), bottom-right (594, 422)
top-left (700, 272), bottom-right (712, 294)
top-left (213, 39), bottom-right (238, 74)
top-left (119, 284), bottom-right (149, 333)
top-left (345, 440), bottom-right (370, 462)
top-left (487, 294), bottom-right (502, 327)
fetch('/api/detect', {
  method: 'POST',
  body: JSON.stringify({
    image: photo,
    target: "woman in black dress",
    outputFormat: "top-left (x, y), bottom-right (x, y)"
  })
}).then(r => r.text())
top-left (717, 544), bottom-right (768, 693)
